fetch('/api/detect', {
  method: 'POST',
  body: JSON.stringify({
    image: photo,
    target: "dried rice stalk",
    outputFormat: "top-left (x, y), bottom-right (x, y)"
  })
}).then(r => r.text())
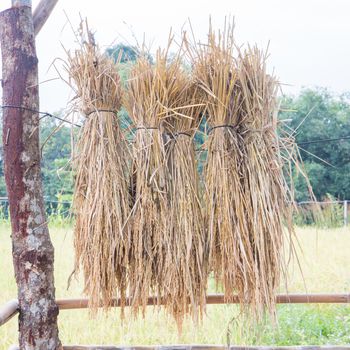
top-left (191, 22), bottom-right (296, 320)
top-left (124, 55), bottom-right (167, 316)
top-left (235, 46), bottom-right (292, 316)
top-left (125, 42), bottom-right (207, 327)
top-left (66, 22), bottom-right (131, 311)
top-left (161, 82), bottom-right (207, 326)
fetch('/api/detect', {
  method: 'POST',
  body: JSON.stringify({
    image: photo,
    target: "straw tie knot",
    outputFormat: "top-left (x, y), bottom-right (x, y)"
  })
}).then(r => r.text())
top-left (207, 124), bottom-right (238, 135)
top-left (242, 124), bottom-right (274, 143)
top-left (85, 109), bottom-right (118, 117)
top-left (165, 131), bottom-right (192, 139)
top-left (135, 126), bottom-right (159, 132)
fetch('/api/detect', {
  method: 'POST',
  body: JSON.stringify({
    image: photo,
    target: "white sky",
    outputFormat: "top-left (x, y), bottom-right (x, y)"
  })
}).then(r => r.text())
top-left (1, 0), bottom-right (350, 112)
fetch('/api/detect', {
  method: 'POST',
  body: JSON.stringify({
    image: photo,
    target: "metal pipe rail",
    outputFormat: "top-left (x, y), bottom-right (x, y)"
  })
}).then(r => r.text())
top-left (8, 345), bottom-right (350, 350)
top-left (0, 299), bottom-right (18, 327)
top-left (1, 294), bottom-right (350, 327)
top-left (57, 293), bottom-right (350, 310)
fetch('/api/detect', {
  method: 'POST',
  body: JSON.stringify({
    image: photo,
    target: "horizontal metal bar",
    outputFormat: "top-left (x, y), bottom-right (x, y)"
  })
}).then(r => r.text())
top-left (2, 294), bottom-right (350, 328)
top-left (57, 294), bottom-right (350, 310)
top-left (23, 345), bottom-right (350, 350)
top-left (0, 299), bottom-right (19, 327)
top-left (8, 346), bottom-right (350, 350)
top-left (297, 201), bottom-right (345, 205)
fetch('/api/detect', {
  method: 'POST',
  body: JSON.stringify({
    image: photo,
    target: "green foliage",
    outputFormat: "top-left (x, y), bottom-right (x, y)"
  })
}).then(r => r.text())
top-left (0, 114), bottom-right (73, 219)
top-left (40, 116), bottom-right (73, 202)
top-left (260, 305), bottom-right (350, 345)
top-left (106, 43), bottom-right (140, 63)
top-left (224, 305), bottom-right (350, 345)
top-left (0, 203), bottom-right (10, 224)
top-left (280, 88), bottom-right (350, 201)
top-left (46, 197), bottom-right (73, 227)
top-left (293, 195), bottom-right (344, 228)
top-left (319, 194), bottom-right (344, 228)
top-left (106, 44), bottom-right (153, 65)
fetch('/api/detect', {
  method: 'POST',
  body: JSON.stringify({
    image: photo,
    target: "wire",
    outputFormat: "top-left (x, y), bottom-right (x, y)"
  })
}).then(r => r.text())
top-left (2, 104), bottom-right (350, 146)
top-left (298, 135), bottom-right (350, 145)
top-left (85, 109), bottom-right (118, 117)
top-left (207, 124), bottom-right (237, 134)
top-left (0, 105), bottom-right (82, 128)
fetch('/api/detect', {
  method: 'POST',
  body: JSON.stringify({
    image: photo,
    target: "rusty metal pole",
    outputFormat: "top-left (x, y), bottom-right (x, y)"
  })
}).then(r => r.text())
top-left (0, 1), bottom-right (61, 349)
top-left (344, 200), bottom-right (348, 227)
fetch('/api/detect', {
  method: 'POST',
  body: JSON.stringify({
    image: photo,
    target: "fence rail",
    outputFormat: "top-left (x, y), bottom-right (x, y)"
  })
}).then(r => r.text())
top-left (3, 294), bottom-right (350, 349)
top-left (2, 294), bottom-right (350, 327)
top-left (0, 299), bottom-right (17, 327)
top-left (8, 345), bottom-right (350, 350)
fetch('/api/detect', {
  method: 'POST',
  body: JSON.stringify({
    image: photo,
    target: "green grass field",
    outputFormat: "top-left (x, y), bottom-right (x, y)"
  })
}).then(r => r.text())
top-left (1, 224), bottom-right (350, 348)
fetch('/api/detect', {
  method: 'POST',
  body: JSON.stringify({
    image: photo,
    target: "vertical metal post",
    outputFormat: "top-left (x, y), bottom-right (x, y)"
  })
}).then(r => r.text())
top-left (344, 200), bottom-right (348, 227)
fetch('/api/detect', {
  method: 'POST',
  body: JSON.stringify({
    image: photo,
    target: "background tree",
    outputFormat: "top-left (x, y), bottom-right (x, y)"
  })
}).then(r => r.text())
top-left (280, 88), bottom-right (350, 201)
top-left (106, 43), bottom-right (140, 63)
top-left (40, 117), bottom-right (73, 202)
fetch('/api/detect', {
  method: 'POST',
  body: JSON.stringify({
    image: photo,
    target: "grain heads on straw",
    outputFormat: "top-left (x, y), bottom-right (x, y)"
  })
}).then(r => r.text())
top-left (124, 42), bottom-right (207, 327)
top-left (64, 19), bottom-right (307, 330)
top-left (191, 21), bottom-right (297, 321)
top-left (66, 21), bottom-right (131, 312)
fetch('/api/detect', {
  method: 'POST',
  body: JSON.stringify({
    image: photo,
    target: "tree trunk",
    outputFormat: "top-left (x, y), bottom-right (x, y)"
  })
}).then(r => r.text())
top-left (0, 5), bottom-right (61, 350)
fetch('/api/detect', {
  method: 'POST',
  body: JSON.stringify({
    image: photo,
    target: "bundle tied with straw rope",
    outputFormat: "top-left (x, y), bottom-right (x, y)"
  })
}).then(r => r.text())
top-left (125, 42), bottom-right (207, 327)
top-left (124, 55), bottom-right (169, 316)
top-left (234, 46), bottom-right (294, 316)
top-left (66, 22), bottom-right (131, 312)
top-left (192, 22), bottom-right (297, 320)
top-left (161, 79), bottom-right (207, 326)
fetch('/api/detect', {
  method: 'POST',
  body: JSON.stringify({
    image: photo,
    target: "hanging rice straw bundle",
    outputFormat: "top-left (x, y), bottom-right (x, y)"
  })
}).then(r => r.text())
top-left (191, 22), bottom-right (250, 302)
top-left (66, 22), bottom-right (131, 311)
top-left (124, 55), bottom-right (169, 315)
top-left (125, 41), bottom-right (207, 326)
top-left (161, 81), bottom-right (207, 326)
top-left (191, 21), bottom-right (297, 320)
top-left (234, 46), bottom-right (295, 316)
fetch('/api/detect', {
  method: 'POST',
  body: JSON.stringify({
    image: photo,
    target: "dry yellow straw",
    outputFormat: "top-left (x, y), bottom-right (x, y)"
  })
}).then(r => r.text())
top-left (161, 82), bottom-right (207, 327)
top-left (66, 21), bottom-right (131, 311)
top-left (63, 20), bottom-right (308, 330)
top-left (234, 46), bottom-right (289, 316)
top-left (125, 55), bottom-right (168, 316)
top-left (125, 41), bottom-right (207, 327)
top-left (191, 21), bottom-right (297, 320)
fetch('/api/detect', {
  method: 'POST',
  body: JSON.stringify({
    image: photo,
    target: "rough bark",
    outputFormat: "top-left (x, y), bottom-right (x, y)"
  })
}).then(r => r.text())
top-left (0, 5), bottom-right (61, 350)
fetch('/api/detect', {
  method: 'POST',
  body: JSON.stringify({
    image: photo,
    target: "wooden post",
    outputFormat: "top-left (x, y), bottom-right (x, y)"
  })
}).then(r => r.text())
top-left (0, 2), bottom-right (61, 349)
top-left (344, 200), bottom-right (348, 227)
top-left (33, 0), bottom-right (59, 36)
